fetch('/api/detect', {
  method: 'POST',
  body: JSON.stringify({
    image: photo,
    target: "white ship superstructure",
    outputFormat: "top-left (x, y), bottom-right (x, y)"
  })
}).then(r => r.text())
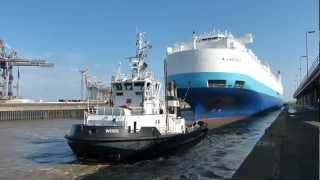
top-left (86, 32), bottom-right (186, 134)
top-left (165, 31), bottom-right (283, 128)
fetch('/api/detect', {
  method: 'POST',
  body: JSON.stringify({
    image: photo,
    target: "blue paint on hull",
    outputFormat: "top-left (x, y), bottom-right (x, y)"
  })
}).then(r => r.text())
top-left (168, 72), bottom-right (283, 124)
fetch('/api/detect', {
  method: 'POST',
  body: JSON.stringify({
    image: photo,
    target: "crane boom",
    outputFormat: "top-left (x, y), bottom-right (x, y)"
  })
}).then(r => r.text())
top-left (0, 39), bottom-right (54, 99)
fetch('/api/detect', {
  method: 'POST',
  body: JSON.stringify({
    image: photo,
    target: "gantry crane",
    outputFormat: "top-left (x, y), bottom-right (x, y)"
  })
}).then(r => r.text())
top-left (0, 39), bottom-right (54, 99)
top-left (79, 69), bottom-right (88, 100)
top-left (79, 69), bottom-right (111, 101)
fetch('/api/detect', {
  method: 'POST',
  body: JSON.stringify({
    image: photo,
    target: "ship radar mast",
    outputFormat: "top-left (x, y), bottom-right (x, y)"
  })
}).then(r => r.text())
top-left (129, 32), bottom-right (152, 80)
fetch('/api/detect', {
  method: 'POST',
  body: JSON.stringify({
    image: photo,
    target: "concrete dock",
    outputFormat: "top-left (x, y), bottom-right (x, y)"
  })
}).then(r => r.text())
top-left (232, 105), bottom-right (319, 180)
top-left (0, 101), bottom-right (108, 120)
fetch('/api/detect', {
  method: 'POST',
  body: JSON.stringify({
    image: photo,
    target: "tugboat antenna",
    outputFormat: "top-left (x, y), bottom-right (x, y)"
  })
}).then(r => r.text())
top-left (130, 32), bottom-right (152, 80)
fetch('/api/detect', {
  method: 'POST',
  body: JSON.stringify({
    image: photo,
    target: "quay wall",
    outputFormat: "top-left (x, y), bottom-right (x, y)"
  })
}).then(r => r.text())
top-left (0, 102), bottom-right (108, 121)
top-left (232, 105), bottom-right (318, 180)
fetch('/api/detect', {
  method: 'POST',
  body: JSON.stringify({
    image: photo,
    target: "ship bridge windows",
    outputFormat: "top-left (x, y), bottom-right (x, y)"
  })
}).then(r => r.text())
top-left (116, 92), bottom-right (123, 96)
top-left (208, 80), bottom-right (226, 88)
top-left (234, 80), bottom-right (245, 88)
top-left (201, 36), bottom-right (221, 41)
top-left (134, 82), bottom-right (144, 90)
top-left (124, 83), bottom-right (133, 90)
top-left (113, 83), bottom-right (122, 91)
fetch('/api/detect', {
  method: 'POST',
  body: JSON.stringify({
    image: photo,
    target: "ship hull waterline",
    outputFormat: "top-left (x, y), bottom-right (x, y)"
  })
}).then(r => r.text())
top-left (65, 124), bottom-right (208, 162)
top-left (177, 87), bottom-right (283, 129)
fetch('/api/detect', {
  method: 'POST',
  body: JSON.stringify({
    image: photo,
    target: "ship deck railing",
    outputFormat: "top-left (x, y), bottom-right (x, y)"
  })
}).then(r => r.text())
top-left (86, 119), bottom-right (125, 127)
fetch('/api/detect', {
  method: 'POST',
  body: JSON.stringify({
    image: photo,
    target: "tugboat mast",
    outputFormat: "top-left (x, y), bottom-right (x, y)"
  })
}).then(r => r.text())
top-left (130, 32), bottom-right (152, 80)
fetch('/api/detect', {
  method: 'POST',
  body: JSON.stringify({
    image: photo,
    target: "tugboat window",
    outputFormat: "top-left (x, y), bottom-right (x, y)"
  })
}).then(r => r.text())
top-left (134, 82), bottom-right (144, 90)
top-left (235, 80), bottom-right (245, 88)
top-left (116, 92), bottom-right (123, 96)
top-left (114, 83), bottom-right (122, 91)
top-left (208, 80), bottom-right (226, 88)
top-left (124, 83), bottom-right (133, 90)
top-left (168, 107), bottom-right (175, 114)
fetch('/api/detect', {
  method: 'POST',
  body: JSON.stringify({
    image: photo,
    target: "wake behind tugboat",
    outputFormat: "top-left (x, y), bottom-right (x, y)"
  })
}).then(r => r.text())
top-left (65, 32), bottom-right (208, 162)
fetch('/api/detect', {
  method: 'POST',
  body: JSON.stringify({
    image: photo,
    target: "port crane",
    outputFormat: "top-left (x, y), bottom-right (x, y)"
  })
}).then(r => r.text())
top-left (0, 39), bottom-right (54, 99)
top-left (79, 69), bottom-right (111, 101)
top-left (79, 69), bottom-right (88, 100)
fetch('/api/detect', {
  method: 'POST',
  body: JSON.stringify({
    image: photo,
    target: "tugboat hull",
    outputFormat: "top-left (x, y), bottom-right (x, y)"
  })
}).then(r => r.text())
top-left (65, 124), bottom-right (207, 162)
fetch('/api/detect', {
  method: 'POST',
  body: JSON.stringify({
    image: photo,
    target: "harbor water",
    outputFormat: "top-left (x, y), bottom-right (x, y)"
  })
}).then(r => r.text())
top-left (0, 110), bottom-right (281, 180)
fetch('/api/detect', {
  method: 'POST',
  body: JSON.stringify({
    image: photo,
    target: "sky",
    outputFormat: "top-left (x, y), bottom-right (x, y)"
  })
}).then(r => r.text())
top-left (0, 0), bottom-right (318, 101)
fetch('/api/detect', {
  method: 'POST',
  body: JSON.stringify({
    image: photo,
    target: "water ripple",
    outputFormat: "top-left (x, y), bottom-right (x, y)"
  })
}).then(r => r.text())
top-left (0, 111), bottom-right (282, 179)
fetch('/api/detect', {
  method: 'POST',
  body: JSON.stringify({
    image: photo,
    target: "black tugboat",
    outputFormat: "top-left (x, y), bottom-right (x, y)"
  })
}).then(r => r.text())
top-left (65, 32), bottom-right (208, 162)
top-left (65, 121), bottom-right (207, 162)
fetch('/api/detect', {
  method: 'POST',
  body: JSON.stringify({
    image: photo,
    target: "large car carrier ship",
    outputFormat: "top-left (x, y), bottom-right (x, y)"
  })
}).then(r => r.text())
top-left (165, 31), bottom-right (283, 128)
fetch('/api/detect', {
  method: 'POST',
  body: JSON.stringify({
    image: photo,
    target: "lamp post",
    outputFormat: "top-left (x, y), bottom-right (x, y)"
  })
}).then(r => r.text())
top-left (294, 74), bottom-right (299, 89)
top-left (299, 55), bottom-right (307, 82)
top-left (306, 30), bottom-right (315, 77)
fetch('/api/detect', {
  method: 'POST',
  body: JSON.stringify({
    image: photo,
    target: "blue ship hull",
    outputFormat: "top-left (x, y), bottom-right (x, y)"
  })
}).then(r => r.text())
top-left (168, 72), bottom-right (283, 128)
